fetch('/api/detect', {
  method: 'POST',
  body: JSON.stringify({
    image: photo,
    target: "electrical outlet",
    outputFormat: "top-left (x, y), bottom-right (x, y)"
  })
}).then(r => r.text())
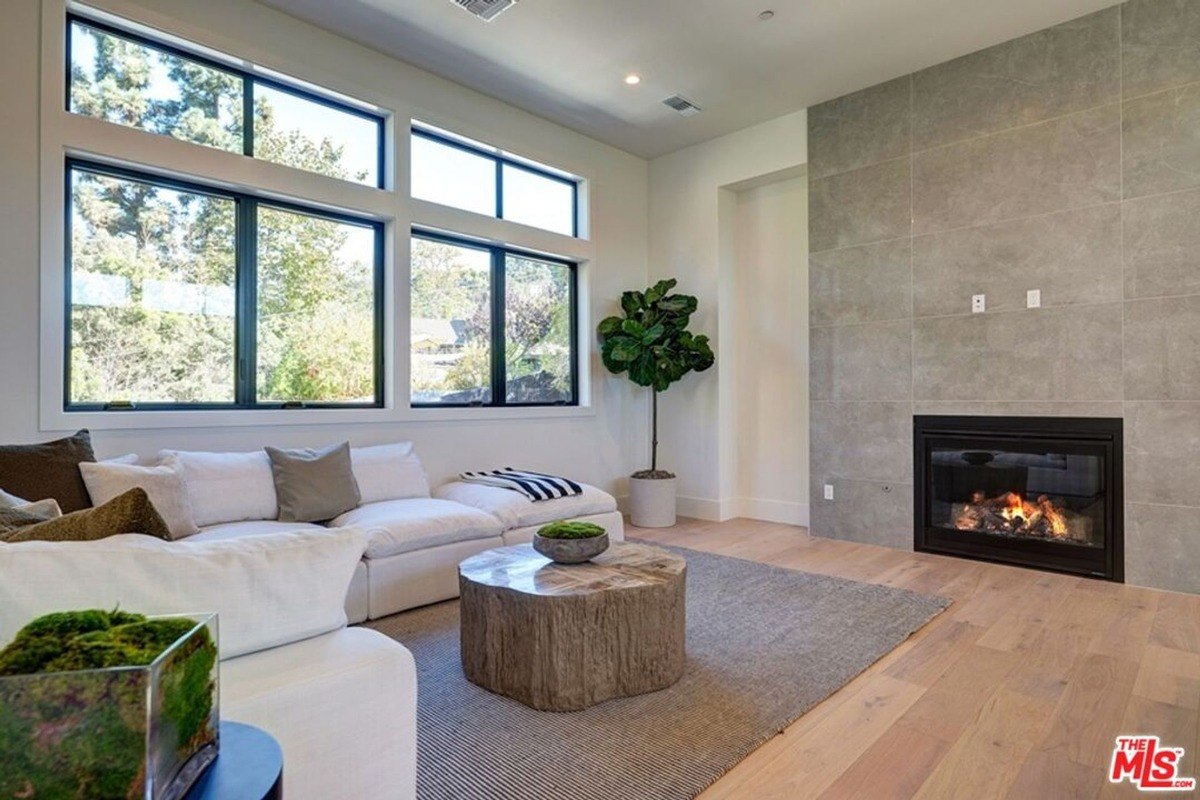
top-left (1027, 289), bottom-right (1041, 309)
top-left (823, 484), bottom-right (834, 501)
top-left (972, 294), bottom-right (986, 314)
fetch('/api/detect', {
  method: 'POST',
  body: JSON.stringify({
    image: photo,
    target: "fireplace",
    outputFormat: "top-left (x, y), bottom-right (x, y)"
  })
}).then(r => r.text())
top-left (913, 416), bottom-right (1123, 581)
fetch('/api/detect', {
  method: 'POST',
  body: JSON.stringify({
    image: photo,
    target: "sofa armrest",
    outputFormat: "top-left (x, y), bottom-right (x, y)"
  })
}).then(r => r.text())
top-left (222, 627), bottom-right (417, 800)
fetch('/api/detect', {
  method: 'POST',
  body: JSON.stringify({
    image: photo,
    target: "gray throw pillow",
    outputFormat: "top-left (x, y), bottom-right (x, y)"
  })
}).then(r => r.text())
top-left (265, 442), bottom-right (362, 523)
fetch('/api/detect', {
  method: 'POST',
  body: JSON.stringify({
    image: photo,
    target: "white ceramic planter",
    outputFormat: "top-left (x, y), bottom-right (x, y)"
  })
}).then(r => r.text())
top-left (629, 476), bottom-right (677, 528)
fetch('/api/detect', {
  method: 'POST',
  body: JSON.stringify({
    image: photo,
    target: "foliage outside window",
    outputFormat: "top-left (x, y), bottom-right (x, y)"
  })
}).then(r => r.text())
top-left (68, 16), bottom-right (383, 187)
top-left (67, 162), bottom-right (383, 409)
top-left (410, 233), bottom-right (577, 407)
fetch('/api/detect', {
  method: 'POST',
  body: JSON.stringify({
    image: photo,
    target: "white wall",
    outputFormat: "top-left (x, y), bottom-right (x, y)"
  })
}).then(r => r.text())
top-left (0, 0), bottom-right (649, 492)
top-left (734, 176), bottom-right (809, 525)
top-left (648, 111), bottom-right (808, 521)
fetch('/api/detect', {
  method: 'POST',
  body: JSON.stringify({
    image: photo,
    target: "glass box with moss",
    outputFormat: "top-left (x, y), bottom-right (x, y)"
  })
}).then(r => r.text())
top-left (0, 609), bottom-right (220, 800)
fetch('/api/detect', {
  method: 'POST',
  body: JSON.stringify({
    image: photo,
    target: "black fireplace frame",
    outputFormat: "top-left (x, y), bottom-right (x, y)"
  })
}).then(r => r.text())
top-left (913, 415), bottom-right (1123, 582)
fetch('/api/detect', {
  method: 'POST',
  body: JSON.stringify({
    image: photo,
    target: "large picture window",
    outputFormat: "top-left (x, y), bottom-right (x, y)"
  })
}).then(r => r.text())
top-left (66, 160), bottom-right (384, 410)
top-left (68, 14), bottom-right (384, 187)
top-left (411, 127), bottom-right (579, 237)
top-left (410, 232), bottom-right (577, 407)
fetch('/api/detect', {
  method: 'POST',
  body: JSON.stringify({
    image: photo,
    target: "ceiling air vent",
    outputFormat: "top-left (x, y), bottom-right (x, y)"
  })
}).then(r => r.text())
top-left (452, 0), bottom-right (518, 21)
top-left (662, 94), bottom-right (702, 117)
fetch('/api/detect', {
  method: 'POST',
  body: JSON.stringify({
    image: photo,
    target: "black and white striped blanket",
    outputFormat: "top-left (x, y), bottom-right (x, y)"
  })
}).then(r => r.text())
top-left (459, 468), bottom-right (583, 502)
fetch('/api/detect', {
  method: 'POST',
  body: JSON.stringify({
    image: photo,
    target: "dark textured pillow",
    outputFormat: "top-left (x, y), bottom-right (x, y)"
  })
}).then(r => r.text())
top-left (265, 442), bottom-right (361, 523)
top-left (0, 430), bottom-right (96, 514)
top-left (0, 488), bottom-right (171, 543)
top-left (0, 506), bottom-right (53, 535)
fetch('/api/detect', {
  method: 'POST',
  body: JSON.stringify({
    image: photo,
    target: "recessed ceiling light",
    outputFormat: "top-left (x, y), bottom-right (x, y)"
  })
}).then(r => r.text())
top-left (758, 9), bottom-right (775, 20)
top-left (624, 74), bottom-right (642, 86)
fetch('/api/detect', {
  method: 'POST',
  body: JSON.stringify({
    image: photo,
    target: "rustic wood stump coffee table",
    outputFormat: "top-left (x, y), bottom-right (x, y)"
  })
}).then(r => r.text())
top-left (458, 541), bottom-right (687, 711)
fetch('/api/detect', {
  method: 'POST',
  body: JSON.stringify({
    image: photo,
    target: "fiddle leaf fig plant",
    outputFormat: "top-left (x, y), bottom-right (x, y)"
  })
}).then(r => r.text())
top-left (598, 278), bottom-right (714, 479)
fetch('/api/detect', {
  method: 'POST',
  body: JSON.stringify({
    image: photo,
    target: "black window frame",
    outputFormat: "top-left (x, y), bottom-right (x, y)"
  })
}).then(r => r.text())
top-left (64, 158), bottom-right (386, 412)
top-left (410, 229), bottom-right (580, 409)
top-left (66, 12), bottom-right (387, 189)
top-left (411, 127), bottom-right (580, 238)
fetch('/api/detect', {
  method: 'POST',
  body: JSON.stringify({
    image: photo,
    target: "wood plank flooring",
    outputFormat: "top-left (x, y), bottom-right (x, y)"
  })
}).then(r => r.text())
top-left (632, 518), bottom-right (1200, 799)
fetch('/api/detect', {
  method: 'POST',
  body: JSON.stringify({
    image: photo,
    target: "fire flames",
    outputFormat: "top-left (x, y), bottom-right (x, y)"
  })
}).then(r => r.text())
top-left (954, 490), bottom-right (1069, 538)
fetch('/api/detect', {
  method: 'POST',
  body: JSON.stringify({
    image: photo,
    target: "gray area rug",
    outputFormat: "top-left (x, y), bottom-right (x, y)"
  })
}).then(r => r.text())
top-left (365, 542), bottom-right (950, 800)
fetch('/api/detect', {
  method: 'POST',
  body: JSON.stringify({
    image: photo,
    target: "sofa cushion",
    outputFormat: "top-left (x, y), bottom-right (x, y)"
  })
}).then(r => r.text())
top-left (433, 480), bottom-right (618, 530)
top-left (331, 498), bottom-right (501, 559)
top-left (163, 449), bottom-right (278, 527)
top-left (0, 430), bottom-right (96, 514)
top-left (0, 528), bottom-right (368, 659)
top-left (221, 627), bottom-right (416, 800)
top-left (80, 456), bottom-right (199, 540)
top-left (350, 442), bottom-right (430, 503)
top-left (190, 520), bottom-right (327, 543)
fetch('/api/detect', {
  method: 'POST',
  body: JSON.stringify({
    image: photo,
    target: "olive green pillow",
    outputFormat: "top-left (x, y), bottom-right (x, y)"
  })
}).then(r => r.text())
top-left (0, 488), bottom-right (171, 543)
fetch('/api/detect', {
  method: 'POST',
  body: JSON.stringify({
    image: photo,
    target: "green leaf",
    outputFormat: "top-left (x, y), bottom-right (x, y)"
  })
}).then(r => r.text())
top-left (620, 291), bottom-right (646, 317)
top-left (621, 319), bottom-right (647, 338)
top-left (596, 316), bottom-right (624, 337)
top-left (628, 352), bottom-right (658, 387)
top-left (641, 323), bottom-right (665, 344)
top-left (607, 336), bottom-right (642, 363)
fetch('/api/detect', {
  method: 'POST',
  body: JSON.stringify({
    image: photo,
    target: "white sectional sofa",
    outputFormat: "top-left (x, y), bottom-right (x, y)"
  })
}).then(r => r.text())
top-left (1, 439), bottom-right (623, 799)
top-left (168, 442), bottom-right (625, 622)
top-left (0, 529), bottom-right (418, 800)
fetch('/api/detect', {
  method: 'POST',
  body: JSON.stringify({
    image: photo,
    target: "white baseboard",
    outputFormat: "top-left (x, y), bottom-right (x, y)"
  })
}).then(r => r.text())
top-left (675, 494), bottom-right (732, 521)
top-left (621, 493), bottom-right (809, 527)
top-left (735, 497), bottom-right (810, 527)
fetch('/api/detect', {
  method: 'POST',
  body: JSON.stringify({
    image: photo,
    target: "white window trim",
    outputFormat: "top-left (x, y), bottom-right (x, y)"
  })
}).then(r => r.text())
top-left (38, 0), bottom-right (598, 431)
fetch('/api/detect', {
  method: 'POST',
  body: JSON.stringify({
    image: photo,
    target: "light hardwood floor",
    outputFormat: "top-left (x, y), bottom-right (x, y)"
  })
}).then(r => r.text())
top-left (632, 517), bottom-right (1200, 800)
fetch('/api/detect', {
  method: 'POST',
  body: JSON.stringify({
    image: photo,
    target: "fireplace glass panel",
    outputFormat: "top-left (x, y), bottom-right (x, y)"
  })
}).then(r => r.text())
top-left (929, 446), bottom-right (1105, 549)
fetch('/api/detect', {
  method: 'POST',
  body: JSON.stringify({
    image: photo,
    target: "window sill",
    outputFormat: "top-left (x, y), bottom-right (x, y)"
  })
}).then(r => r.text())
top-left (40, 403), bottom-right (596, 432)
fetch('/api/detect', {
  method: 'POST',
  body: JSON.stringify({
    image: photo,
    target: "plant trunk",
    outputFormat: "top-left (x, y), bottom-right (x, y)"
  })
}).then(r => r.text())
top-left (651, 389), bottom-right (658, 472)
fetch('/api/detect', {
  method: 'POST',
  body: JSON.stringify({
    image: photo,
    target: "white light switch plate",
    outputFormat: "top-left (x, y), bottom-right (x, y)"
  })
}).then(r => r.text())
top-left (823, 484), bottom-right (834, 500)
top-left (1027, 289), bottom-right (1041, 308)
top-left (972, 294), bottom-right (986, 313)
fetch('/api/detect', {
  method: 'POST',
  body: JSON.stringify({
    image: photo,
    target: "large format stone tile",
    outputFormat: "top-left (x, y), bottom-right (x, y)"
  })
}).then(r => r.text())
top-left (1125, 401), bottom-right (1200, 505)
top-left (912, 305), bottom-right (1123, 402)
top-left (810, 238), bottom-right (912, 326)
top-left (809, 476), bottom-right (913, 549)
top-left (1123, 83), bottom-right (1200, 199)
top-left (810, 320), bottom-right (912, 402)
top-left (1124, 187), bottom-right (1200, 299)
top-left (811, 401), bottom-right (912, 482)
top-left (1122, 0), bottom-right (1200, 99)
top-left (912, 204), bottom-right (1122, 317)
top-left (913, 7), bottom-right (1119, 150)
top-left (912, 104), bottom-right (1120, 234)
top-left (810, 158), bottom-right (911, 253)
top-left (913, 401), bottom-right (1124, 418)
top-left (1126, 503), bottom-right (1200, 594)
top-left (1125, 296), bottom-right (1200, 400)
top-left (808, 76), bottom-right (911, 181)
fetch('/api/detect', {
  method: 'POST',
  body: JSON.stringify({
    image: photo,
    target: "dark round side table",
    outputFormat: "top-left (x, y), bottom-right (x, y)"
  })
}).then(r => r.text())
top-left (185, 721), bottom-right (283, 800)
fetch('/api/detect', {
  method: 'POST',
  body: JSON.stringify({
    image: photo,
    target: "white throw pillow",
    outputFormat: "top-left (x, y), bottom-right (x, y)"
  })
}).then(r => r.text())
top-left (103, 453), bottom-right (141, 465)
top-left (0, 487), bottom-right (62, 519)
top-left (80, 457), bottom-right (199, 540)
top-left (350, 442), bottom-right (431, 504)
top-left (0, 528), bottom-right (369, 659)
top-left (162, 449), bottom-right (279, 527)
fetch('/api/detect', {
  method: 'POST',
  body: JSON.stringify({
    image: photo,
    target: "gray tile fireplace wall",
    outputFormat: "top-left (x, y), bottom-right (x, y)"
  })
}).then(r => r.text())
top-left (807, 0), bottom-right (1200, 593)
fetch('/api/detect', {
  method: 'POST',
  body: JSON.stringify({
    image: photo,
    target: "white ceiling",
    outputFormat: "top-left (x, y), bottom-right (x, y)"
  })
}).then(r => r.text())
top-left (259, 0), bottom-right (1121, 159)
